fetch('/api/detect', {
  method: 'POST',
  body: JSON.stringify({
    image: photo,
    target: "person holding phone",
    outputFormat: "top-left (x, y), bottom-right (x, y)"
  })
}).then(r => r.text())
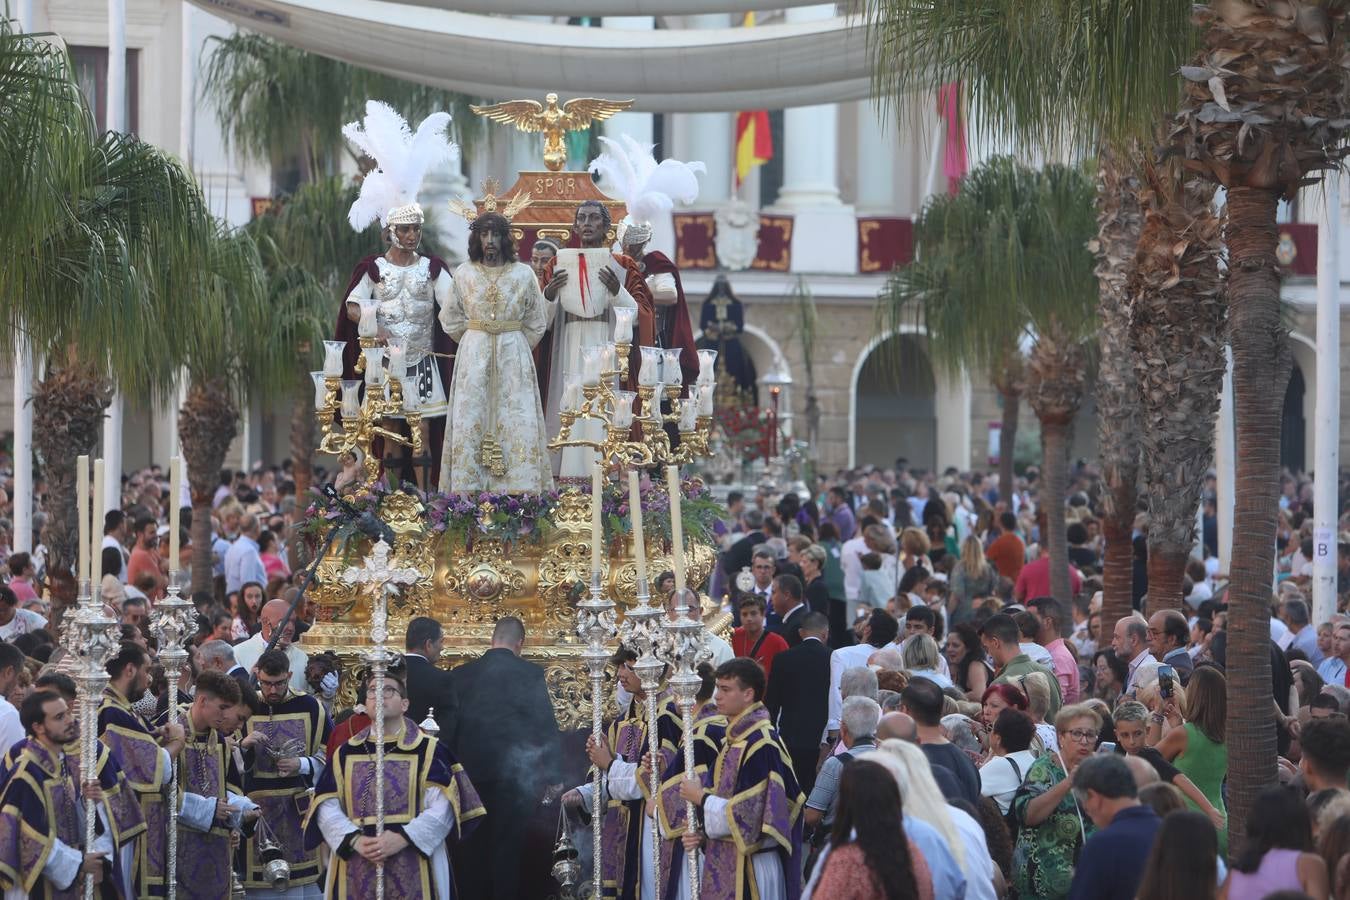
top-left (1151, 665), bottom-right (1230, 854)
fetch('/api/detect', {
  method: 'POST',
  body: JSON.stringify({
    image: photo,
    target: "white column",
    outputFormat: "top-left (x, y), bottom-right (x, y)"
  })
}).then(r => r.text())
top-left (675, 14), bottom-right (733, 204)
top-left (1216, 347), bottom-right (1235, 570)
top-left (601, 16), bottom-right (655, 151)
top-left (12, 339), bottom-right (33, 553)
top-left (16, 0), bottom-right (34, 30)
top-left (104, 0), bottom-right (127, 507)
top-left (855, 102), bottom-right (898, 213)
top-left (1314, 172), bottom-right (1341, 626)
top-left (774, 4), bottom-right (844, 210)
top-left (180, 1), bottom-right (196, 166)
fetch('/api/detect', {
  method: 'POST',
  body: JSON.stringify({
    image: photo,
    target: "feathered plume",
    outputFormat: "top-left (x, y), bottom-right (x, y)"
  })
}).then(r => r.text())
top-left (343, 100), bottom-right (458, 232)
top-left (589, 135), bottom-right (705, 226)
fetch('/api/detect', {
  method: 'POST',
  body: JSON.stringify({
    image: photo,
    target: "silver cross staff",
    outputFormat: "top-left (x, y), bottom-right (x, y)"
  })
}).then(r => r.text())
top-left (342, 539), bottom-right (420, 900)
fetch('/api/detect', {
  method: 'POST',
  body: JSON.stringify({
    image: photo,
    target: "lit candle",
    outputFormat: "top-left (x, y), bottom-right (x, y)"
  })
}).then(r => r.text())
top-left (590, 463), bottom-right (604, 575)
top-left (323, 341), bottom-right (346, 377)
top-left (356, 300), bottom-right (379, 338)
top-left (386, 341), bottom-right (406, 376)
top-left (311, 372), bottom-right (329, 409)
top-left (401, 378), bottom-right (420, 412)
top-left (613, 390), bottom-right (637, 430)
top-left (678, 400), bottom-right (698, 433)
top-left (602, 342), bottom-right (617, 375)
top-left (638, 347), bottom-right (662, 387)
top-left (168, 456), bottom-right (181, 574)
top-left (91, 459), bottom-right (105, 590)
top-left (697, 348), bottom-right (718, 385)
top-left (697, 383), bottom-right (715, 416)
top-left (362, 346), bottom-right (385, 386)
top-left (628, 470), bottom-right (647, 589)
top-left (649, 384), bottom-right (664, 423)
top-left (666, 465), bottom-right (686, 593)
top-left (663, 349), bottom-right (683, 387)
top-left (581, 346), bottom-right (603, 386)
top-left (77, 455), bottom-right (89, 586)
top-left (341, 380), bottom-right (363, 418)
top-left (613, 307), bottom-right (635, 344)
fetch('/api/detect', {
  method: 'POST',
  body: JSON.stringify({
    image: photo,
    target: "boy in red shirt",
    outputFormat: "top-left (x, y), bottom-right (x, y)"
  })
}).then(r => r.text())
top-left (730, 594), bottom-right (788, 678)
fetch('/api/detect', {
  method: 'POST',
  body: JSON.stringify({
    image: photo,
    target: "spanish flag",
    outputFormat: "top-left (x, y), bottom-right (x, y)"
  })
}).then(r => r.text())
top-left (734, 12), bottom-right (773, 188)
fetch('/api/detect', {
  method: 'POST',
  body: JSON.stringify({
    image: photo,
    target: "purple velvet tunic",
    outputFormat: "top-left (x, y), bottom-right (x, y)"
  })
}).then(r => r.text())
top-left (98, 687), bottom-right (168, 898)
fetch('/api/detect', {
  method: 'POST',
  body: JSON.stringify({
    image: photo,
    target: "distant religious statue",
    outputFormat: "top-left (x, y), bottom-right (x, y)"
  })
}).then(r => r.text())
top-left (334, 101), bottom-right (458, 488)
top-left (438, 204), bottom-right (555, 494)
top-left (698, 274), bottom-right (758, 407)
top-left (471, 93), bottom-right (632, 172)
top-left (538, 200), bottom-right (650, 478)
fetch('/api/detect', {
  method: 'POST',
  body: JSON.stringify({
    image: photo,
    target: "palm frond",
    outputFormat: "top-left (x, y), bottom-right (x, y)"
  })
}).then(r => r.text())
top-left (862, 0), bottom-right (1199, 152)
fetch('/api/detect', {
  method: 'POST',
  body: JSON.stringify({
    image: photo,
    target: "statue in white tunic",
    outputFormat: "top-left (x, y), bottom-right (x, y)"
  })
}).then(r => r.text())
top-left (437, 212), bottom-right (554, 494)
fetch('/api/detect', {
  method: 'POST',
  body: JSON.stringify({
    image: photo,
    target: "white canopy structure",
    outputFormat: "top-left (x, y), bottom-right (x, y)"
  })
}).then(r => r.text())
top-left (391, 0), bottom-right (830, 13)
top-left (187, 0), bottom-right (874, 112)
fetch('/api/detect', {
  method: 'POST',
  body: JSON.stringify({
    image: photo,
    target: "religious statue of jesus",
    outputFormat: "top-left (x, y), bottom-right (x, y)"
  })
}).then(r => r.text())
top-left (437, 212), bottom-right (555, 493)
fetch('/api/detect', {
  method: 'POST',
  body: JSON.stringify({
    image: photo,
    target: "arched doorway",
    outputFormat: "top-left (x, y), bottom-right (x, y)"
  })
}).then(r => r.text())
top-left (851, 333), bottom-right (938, 470)
top-left (1281, 363), bottom-right (1307, 474)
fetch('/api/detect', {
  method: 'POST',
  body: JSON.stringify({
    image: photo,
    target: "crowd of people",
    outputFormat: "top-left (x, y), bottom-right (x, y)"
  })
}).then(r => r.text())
top-left (0, 454), bottom-right (1345, 897)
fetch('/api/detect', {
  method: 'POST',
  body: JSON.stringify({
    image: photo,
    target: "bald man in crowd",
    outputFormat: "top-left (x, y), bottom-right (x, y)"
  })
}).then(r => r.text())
top-left (232, 598), bottom-right (309, 692)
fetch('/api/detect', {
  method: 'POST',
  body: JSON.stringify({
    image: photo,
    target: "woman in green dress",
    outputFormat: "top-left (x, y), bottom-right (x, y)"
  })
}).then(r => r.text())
top-left (1154, 664), bottom-right (1229, 854)
top-left (1011, 703), bottom-right (1101, 899)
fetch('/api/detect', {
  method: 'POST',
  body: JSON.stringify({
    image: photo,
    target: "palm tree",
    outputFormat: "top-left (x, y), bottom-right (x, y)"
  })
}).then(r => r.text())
top-left (0, 25), bottom-right (218, 619)
top-left (1090, 149), bottom-right (1143, 627)
top-left (1168, 1), bottom-right (1350, 839)
top-left (1126, 158), bottom-right (1226, 610)
top-left (177, 225), bottom-right (325, 597)
top-left (880, 158), bottom-right (1098, 608)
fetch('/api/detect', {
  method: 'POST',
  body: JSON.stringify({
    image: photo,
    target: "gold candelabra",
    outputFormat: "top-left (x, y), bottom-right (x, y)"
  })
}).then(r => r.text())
top-left (316, 340), bottom-right (423, 488)
top-left (549, 340), bottom-right (719, 469)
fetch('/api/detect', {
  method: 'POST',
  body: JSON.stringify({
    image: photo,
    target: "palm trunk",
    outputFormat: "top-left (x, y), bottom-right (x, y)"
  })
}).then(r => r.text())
top-left (288, 371), bottom-right (317, 573)
top-left (1224, 184), bottom-right (1287, 855)
top-left (30, 356), bottom-right (112, 632)
top-left (179, 377), bottom-right (240, 598)
top-left (1094, 150), bottom-right (1143, 626)
top-left (1042, 420), bottom-right (1072, 605)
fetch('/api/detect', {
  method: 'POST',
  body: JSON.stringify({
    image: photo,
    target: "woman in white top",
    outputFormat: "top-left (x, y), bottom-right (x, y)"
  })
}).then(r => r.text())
top-left (979, 707), bottom-right (1040, 814)
top-left (903, 634), bottom-right (954, 691)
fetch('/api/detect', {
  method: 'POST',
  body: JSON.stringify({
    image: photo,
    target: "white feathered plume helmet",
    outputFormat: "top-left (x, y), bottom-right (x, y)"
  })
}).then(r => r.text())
top-left (343, 100), bottom-right (459, 233)
top-left (588, 135), bottom-right (705, 247)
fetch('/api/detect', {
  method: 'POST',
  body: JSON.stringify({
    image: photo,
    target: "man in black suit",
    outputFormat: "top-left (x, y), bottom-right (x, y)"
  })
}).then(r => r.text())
top-left (771, 573), bottom-right (808, 647)
top-left (764, 611), bottom-right (831, 795)
top-left (445, 617), bottom-right (562, 900)
top-left (719, 508), bottom-right (767, 586)
top-left (196, 638), bottom-right (251, 689)
top-left (404, 616), bottom-right (455, 735)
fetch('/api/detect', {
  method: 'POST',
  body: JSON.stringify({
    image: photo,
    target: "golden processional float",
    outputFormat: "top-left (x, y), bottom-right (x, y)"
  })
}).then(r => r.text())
top-left (302, 95), bottom-right (730, 731)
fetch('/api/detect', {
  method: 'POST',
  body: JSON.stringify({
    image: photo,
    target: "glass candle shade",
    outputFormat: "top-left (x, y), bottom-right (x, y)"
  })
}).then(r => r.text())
top-left (663, 349), bottom-right (683, 386)
top-left (638, 346), bottom-right (663, 387)
top-left (612, 391), bottom-right (637, 429)
top-left (311, 372), bottom-right (329, 409)
top-left (340, 380), bottom-right (363, 418)
top-left (613, 307), bottom-right (636, 344)
top-left (362, 346), bottom-right (386, 386)
top-left (697, 383), bottom-right (715, 416)
top-left (323, 341), bottom-right (347, 377)
top-left (356, 300), bottom-right (379, 338)
top-left (386, 341), bottom-right (406, 376)
top-left (581, 346), bottom-right (604, 386)
top-left (678, 399), bottom-right (699, 432)
top-left (697, 348), bottom-right (718, 384)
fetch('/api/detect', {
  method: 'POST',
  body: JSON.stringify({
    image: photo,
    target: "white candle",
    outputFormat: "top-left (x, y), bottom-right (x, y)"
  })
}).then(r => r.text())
top-left (356, 300), bottom-right (379, 338)
top-left (168, 456), bottom-right (181, 574)
top-left (613, 391), bottom-right (637, 430)
top-left (628, 470), bottom-right (647, 589)
top-left (386, 342), bottom-right (406, 376)
top-left (323, 341), bottom-right (346, 377)
top-left (638, 347), bottom-right (662, 387)
top-left (678, 400), bottom-right (698, 433)
top-left (613, 307), bottom-right (635, 344)
top-left (663, 349), bottom-right (683, 387)
top-left (581, 346), bottom-right (603, 386)
top-left (649, 384), bottom-right (664, 423)
top-left (311, 372), bottom-right (329, 408)
top-left (602, 342), bottom-right (617, 375)
top-left (666, 465), bottom-right (686, 593)
top-left (590, 463), bottom-right (604, 575)
top-left (341, 380), bottom-right (363, 418)
top-left (697, 383), bottom-right (715, 416)
top-left (91, 459), bottom-right (105, 589)
top-left (697, 349), bottom-right (718, 384)
top-left (77, 455), bottom-right (89, 586)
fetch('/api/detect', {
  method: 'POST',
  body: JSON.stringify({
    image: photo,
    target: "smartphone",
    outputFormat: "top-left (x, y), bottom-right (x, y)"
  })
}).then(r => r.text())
top-left (1098, 742), bottom-right (1117, 754)
top-left (1158, 665), bottom-right (1176, 700)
